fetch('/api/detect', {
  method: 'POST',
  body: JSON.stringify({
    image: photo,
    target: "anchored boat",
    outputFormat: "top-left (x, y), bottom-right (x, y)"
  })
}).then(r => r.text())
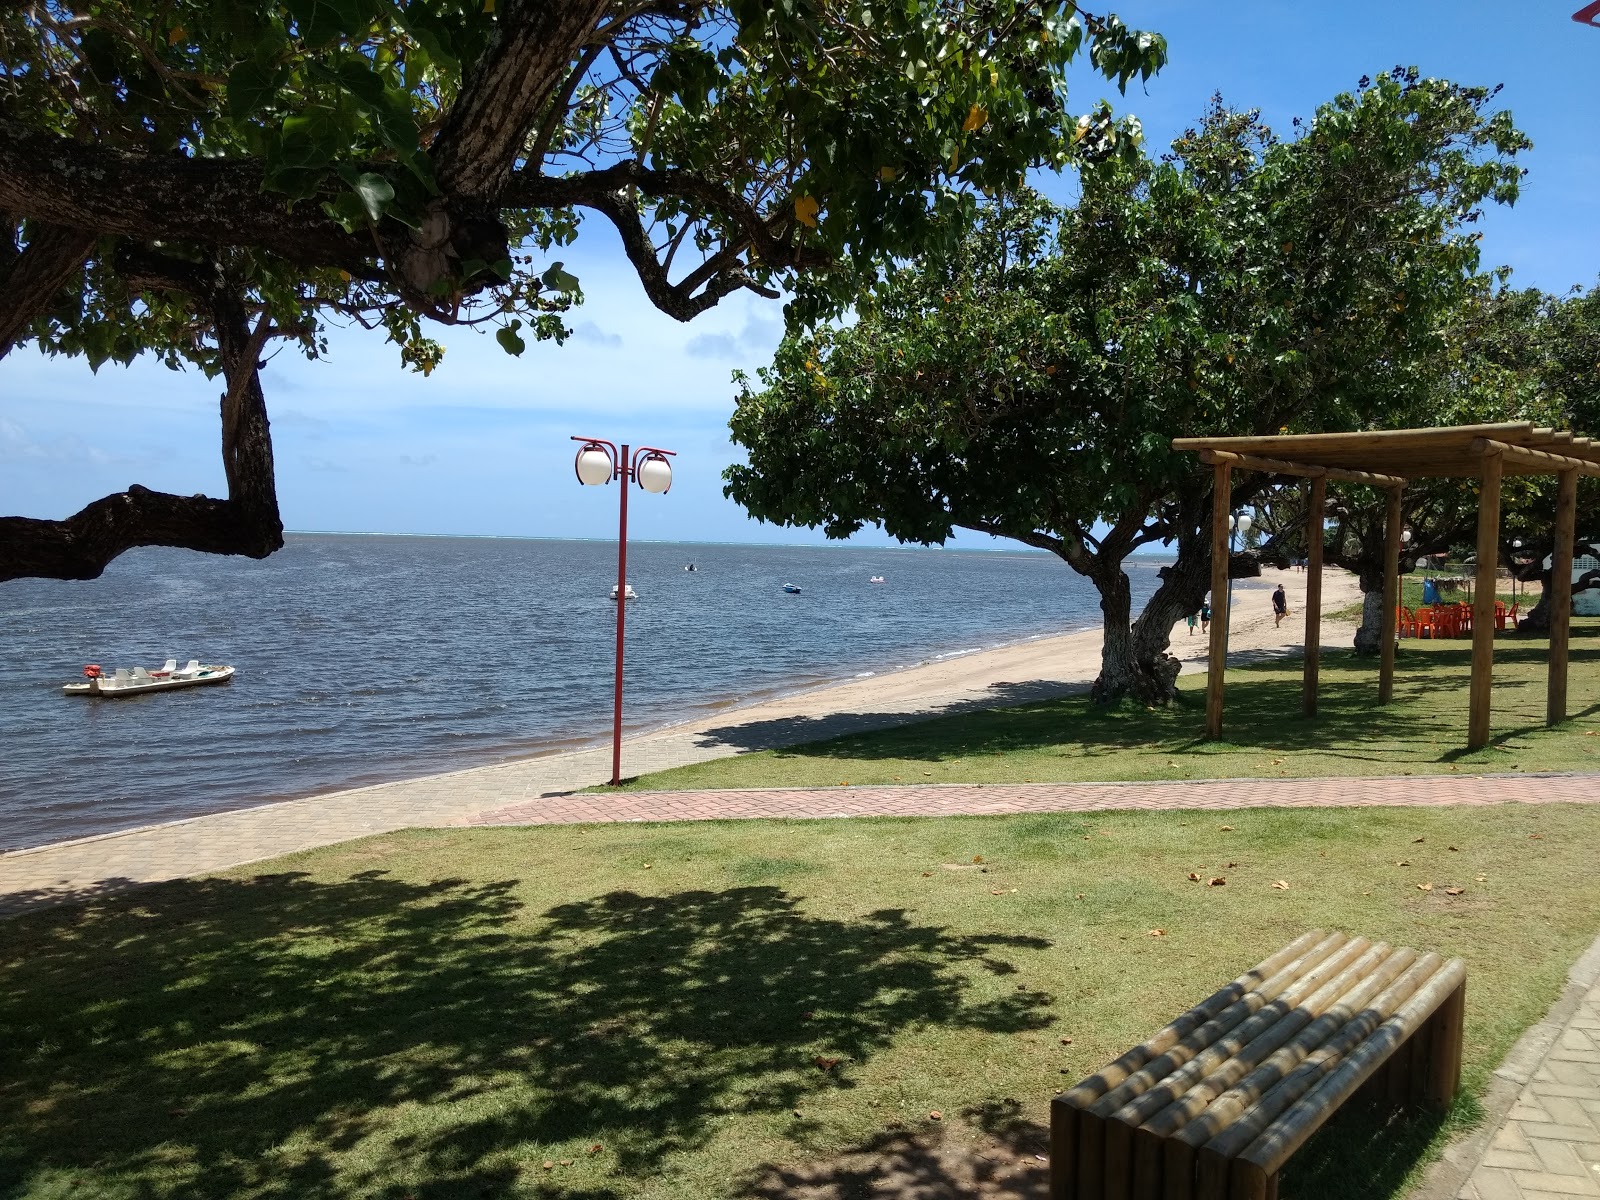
top-left (64, 659), bottom-right (235, 697)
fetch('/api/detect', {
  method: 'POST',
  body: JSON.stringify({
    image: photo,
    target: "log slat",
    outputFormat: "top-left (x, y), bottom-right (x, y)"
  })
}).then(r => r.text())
top-left (1233, 957), bottom-right (1468, 1177)
top-left (1089, 934), bottom-right (1353, 1118)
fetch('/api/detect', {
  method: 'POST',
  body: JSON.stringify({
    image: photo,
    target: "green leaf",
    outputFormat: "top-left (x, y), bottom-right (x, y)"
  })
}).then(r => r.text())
top-left (496, 322), bottom-right (527, 356)
top-left (351, 172), bottom-right (394, 222)
top-left (541, 262), bottom-right (581, 293)
top-left (226, 59), bottom-right (286, 121)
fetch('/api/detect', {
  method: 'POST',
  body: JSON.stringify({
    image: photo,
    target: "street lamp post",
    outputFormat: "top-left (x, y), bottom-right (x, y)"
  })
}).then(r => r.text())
top-left (571, 436), bottom-right (676, 786)
top-left (1512, 538), bottom-right (1524, 606)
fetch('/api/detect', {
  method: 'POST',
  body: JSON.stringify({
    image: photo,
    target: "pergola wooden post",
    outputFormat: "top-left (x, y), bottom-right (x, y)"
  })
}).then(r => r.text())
top-left (1468, 449), bottom-right (1503, 750)
top-left (1549, 468), bottom-right (1579, 725)
top-left (1173, 423), bottom-right (1600, 751)
top-left (1206, 461), bottom-right (1232, 738)
top-left (1379, 485), bottom-right (1405, 705)
top-left (1303, 476), bottom-right (1326, 717)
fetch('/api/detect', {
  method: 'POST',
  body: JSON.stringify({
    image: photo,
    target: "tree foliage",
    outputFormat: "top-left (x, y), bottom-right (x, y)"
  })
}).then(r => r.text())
top-left (727, 71), bottom-right (1529, 702)
top-left (1254, 276), bottom-right (1600, 645)
top-left (0, 0), bottom-right (1165, 581)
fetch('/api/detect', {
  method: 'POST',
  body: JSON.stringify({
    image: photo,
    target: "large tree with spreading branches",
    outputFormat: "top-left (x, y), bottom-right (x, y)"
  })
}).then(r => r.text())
top-left (0, 0), bottom-right (1165, 582)
top-left (1253, 277), bottom-right (1600, 648)
top-left (726, 73), bottom-right (1528, 703)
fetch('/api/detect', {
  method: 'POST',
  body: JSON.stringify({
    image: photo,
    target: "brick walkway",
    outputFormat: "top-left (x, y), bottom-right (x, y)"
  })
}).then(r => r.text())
top-left (1453, 947), bottom-right (1600, 1200)
top-left (461, 773), bottom-right (1600, 827)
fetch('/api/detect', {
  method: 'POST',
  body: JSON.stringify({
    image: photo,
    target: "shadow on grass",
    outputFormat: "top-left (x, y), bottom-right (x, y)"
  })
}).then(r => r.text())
top-left (738, 1092), bottom-right (1460, 1200)
top-left (691, 630), bottom-right (1600, 770)
top-left (0, 871), bottom-right (1053, 1198)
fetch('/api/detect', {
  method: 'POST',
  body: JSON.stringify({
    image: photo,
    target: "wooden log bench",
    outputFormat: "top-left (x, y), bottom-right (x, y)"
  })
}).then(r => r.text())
top-left (1050, 930), bottom-right (1465, 1200)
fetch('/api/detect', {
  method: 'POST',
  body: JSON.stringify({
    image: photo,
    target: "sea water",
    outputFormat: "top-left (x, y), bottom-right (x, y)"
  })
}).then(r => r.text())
top-left (0, 535), bottom-right (1166, 849)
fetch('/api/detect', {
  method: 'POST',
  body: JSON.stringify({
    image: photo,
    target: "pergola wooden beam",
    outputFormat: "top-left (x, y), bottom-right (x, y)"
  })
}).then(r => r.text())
top-left (1472, 438), bottom-right (1600, 476)
top-left (1469, 449), bottom-right (1504, 750)
top-left (1550, 470), bottom-right (1579, 724)
top-left (1197, 448), bottom-right (1407, 489)
top-left (1206, 460), bottom-right (1231, 738)
top-left (1380, 486), bottom-right (1404, 704)
top-left (1303, 475), bottom-right (1326, 717)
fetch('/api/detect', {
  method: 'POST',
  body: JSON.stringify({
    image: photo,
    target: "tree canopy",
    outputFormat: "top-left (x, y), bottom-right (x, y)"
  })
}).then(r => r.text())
top-left (0, 0), bottom-right (1164, 582)
top-left (1253, 275), bottom-right (1600, 644)
top-left (726, 72), bottom-right (1528, 702)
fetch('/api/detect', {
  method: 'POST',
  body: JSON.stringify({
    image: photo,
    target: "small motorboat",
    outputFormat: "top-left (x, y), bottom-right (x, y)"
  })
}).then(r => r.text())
top-left (685, 563), bottom-right (698, 572)
top-left (782, 583), bottom-right (802, 594)
top-left (64, 659), bottom-right (234, 697)
top-left (869, 575), bottom-right (886, 584)
top-left (611, 583), bottom-right (639, 600)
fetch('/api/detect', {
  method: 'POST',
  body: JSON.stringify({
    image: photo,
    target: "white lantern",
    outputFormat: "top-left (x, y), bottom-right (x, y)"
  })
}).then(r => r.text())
top-left (575, 445), bottom-right (613, 486)
top-left (637, 454), bottom-right (673, 494)
top-left (1236, 512), bottom-right (1253, 535)
top-left (1401, 529), bottom-right (1412, 545)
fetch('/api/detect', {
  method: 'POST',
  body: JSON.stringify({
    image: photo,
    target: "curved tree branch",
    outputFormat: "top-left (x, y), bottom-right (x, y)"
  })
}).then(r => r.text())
top-left (0, 270), bottom-right (283, 582)
top-left (0, 220), bottom-right (96, 359)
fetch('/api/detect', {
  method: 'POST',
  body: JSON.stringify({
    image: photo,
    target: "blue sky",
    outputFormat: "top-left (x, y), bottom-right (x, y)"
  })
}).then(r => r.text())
top-left (4, 1), bottom-right (1596, 547)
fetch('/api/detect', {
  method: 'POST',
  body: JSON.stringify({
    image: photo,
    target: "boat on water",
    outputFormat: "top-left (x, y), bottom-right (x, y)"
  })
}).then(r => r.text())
top-left (869, 575), bottom-right (886, 584)
top-left (782, 583), bottom-right (802, 594)
top-left (64, 659), bottom-right (235, 697)
top-left (610, 583), bottom-right (639, 600)
top-left (685, 563), bottom-right (698, 572)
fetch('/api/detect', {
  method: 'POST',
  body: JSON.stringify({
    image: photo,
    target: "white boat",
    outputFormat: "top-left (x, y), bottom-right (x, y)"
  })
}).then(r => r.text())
top-left (869, 575), bottom-right (886, 584)
top-left (63, 659), bottom-right (235, 697)
top-left (610, 584), bottom-right (638, 600)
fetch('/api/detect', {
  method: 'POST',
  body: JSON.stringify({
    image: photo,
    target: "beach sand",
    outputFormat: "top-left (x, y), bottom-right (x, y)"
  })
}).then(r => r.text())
top-left (625, 565), bottom-right (1367, 750)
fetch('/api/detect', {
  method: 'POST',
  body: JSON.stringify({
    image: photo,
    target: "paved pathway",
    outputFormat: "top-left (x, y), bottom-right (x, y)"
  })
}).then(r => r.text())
top-left (460, 773), bottom-right (1600, 827)
top-left (5, 763), bottom-right (1596, 917)
top-left (1449, 939), bottom-right (1600, 1200)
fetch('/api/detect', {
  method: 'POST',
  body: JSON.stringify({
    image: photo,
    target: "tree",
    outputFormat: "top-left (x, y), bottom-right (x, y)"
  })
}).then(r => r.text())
top-left (726, 73), bottom-right (1528, 704)
top-left (0, 0), bottom-right (1165, 582)
top-left (1254, 278), bottom-right (1600, 649)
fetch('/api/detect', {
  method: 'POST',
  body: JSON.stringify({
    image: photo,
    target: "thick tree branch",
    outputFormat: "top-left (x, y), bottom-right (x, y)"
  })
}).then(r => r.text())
top-left (430, 0), bottom-right (612, 198)
top-left (0, 123), bottom-right (367, 270)
top-left (0, 220), bottom-right (95, 359)
top-left (0, 271), bottom-right (283, 583)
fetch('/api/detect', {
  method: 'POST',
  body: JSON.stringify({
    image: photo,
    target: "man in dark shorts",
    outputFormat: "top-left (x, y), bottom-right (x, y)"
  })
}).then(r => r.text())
top-left (1272, 583), bottom-right (1289, 628)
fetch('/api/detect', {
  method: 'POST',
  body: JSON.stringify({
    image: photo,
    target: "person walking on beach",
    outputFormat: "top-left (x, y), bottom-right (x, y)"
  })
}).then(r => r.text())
top-left (1186, 610), bottom-right (1198, 636)
top-left (1200, 600), bottom-right (1211, 634)
top-left (1272, 583), bottom-right (1289, 628)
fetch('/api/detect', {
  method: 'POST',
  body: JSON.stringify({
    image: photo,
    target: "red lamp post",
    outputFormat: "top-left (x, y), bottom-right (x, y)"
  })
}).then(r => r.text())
top-left (571, 436), bottom-right (676, 786)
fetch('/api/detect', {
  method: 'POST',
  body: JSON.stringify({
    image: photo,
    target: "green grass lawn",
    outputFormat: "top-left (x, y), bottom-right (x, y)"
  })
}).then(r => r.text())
top-left (608, 622), bottom-right (1600, 793)
top-left (3, 808), bottom-right (1598, 1199)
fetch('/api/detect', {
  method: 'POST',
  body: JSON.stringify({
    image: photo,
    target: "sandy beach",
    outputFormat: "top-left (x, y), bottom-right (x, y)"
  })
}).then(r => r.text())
top-left (628, 565), bottom-right (1367, 748)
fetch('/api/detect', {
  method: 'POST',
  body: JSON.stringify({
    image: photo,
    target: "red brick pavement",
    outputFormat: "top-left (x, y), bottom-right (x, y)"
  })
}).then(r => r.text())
top-left (462, 771), bottom-right (1600, 827)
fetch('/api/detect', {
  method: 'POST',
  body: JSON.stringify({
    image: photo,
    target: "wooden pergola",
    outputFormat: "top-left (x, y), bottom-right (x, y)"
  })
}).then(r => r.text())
top-left (1171, 423), bottom-right (1600, 750)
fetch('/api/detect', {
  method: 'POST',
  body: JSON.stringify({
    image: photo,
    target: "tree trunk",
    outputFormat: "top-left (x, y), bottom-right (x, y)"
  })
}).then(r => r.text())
top-left (1352, 560), bottom-right (1386, 656)
top-left (1518, 574), bottom-right (1552, 635)
top-left (1089, 526), bottom-right (1211, 706)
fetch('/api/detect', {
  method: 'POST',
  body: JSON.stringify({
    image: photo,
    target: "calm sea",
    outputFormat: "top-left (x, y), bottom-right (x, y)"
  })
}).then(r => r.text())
top-left (0, 535), bottom-right (1166, 849)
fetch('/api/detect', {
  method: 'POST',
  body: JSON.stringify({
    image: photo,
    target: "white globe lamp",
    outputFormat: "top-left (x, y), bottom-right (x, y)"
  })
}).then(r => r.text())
top-left (575, 444), bottom-right (613, 486)
top-left (637, 453), bottom-right (673, 494)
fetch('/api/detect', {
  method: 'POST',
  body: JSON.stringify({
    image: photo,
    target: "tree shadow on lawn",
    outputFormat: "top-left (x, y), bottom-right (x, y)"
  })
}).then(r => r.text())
top-left (696, 639), bottom-right (1599, 771)
top-left (0, 871), bottom-right (1052, 1199)
top-left (736, 1091), bottom-right (1456, 1200)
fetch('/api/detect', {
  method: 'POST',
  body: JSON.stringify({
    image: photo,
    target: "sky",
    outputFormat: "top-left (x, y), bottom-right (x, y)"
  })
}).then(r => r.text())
top-left (4, 1), bottom-right (1597, 548)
